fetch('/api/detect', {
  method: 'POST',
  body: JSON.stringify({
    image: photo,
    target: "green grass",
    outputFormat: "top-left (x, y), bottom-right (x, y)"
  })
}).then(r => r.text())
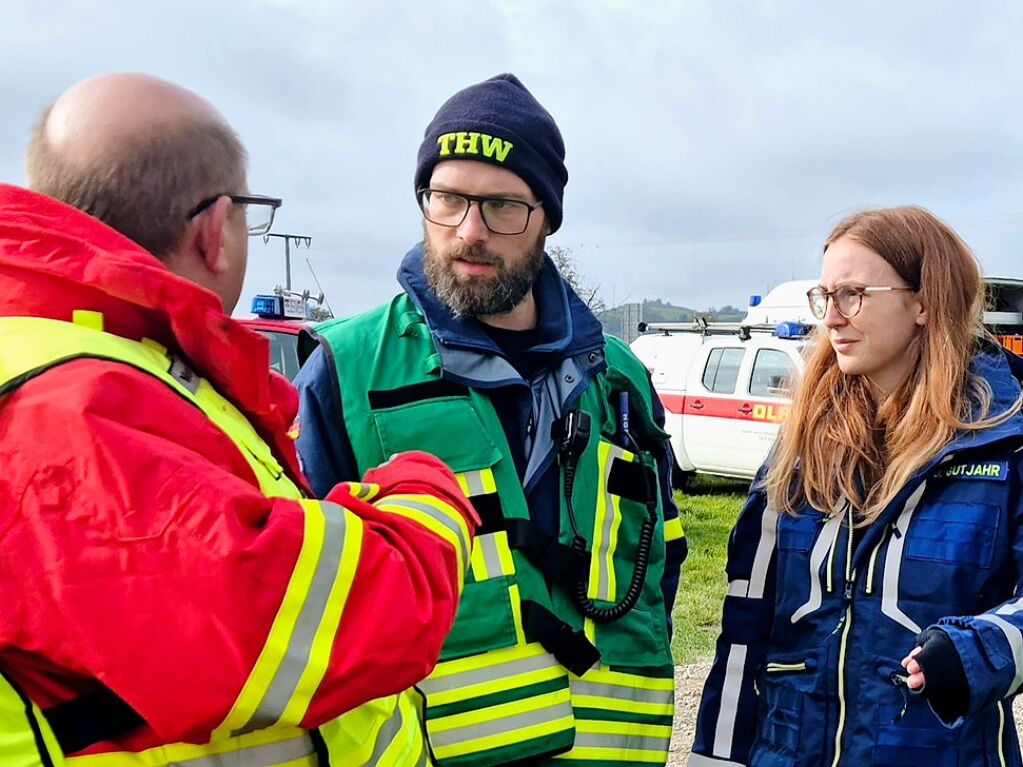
top-left (669, 475), bottom-right (748, 665)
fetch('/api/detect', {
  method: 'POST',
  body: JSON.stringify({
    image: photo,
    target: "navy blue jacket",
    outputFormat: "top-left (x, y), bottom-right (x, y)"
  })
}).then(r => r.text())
top-left (295, 244), bottom-right (686, 621)
top-left (693, 346), bottom-right (1023, 767)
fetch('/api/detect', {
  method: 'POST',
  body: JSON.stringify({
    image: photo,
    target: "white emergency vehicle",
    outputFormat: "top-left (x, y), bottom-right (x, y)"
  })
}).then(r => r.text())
top-left (634, 277), bottom-right (1023, 486)
top-left (631, 281), bottom-right (818, 485)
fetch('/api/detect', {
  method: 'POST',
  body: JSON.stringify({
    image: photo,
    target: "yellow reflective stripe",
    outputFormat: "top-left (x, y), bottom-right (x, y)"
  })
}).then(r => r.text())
top-left (0, 671), bottom-right (65, 767)
top-left (214, 501), bottom-right (327, 736)
top-left (276, 502), bottom-right (364, 728)
top-left (432, 711), bottom-right (575, 760)
top-left (422, 644), bottom-right (563, 706)
top-left (508, 583), bottom-right (526, 644)
top-left (66, 728), bottom-right (314, 767)
top-left (426, 665), bottom-right (565, 708)
top-left (570, 664), bottom-right (674, 691)
top-left (319, 693), bottom-right (424, 766)
top-left (428, 641), bottom-right (550, 679)
top-left (430, 686), bottom-right (571, 734)
top-left (590, 443), bottom-right (627, 601)
top-left (664, 516), bottom-right (684, 543)
top-left (583, 617), bottom-right (596, 646)
top-left (71, 309), bottom-right (104, 331)
top-left (470, 539), bottom-right (490, 581)
top-left (376, 494), bottom-right (471, 583)
top-left (569, 666), bottom-right (674, 716)
top-left (495, 531), bottom-right (515, 575)
top-left (215, 502), bottom-right (363, 737)
top-left (469, 532), bottom-right (515, 582)
top-left (572, 694), bottom-right (673, 717)
top-left (555, 719), bottom-right (670, 763)
top-left (455, 468), bottom-right (497, 497)
top-left (372, 691), bottom-right (429, 767)
top-left (345, 482), bottom-right (380, 502)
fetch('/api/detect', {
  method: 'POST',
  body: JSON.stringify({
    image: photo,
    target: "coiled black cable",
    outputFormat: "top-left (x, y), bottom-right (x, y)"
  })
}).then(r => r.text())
top-left (563, 409), bottom-right (658, 625)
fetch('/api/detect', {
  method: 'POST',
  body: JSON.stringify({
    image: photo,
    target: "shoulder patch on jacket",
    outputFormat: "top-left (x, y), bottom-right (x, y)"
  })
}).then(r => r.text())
top-left (933, 460), bottom-right (1008, 482)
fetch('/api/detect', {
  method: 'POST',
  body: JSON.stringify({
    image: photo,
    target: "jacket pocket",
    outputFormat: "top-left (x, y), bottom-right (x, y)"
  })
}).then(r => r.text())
top-left (584, 439), bottom-right (671, 668)
top-left (905, 502), bottom-right (999, 568)
top-left (373, 396), bottom-right (502, 473)
top-left (440, 574), bottom-right (520, 661)
top-left (755, 653), bottom-right (822, 759)
top-left (873, 715), bottom-right (960, 766)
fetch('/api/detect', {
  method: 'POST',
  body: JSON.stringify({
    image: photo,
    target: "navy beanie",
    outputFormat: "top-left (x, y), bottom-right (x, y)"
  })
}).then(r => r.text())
top-left (415, 73), bottom-right (568, 233)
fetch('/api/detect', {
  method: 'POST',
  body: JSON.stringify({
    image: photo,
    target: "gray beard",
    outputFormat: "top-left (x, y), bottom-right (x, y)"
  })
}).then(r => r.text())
top-left (423, 232), bottom-right (546, 317)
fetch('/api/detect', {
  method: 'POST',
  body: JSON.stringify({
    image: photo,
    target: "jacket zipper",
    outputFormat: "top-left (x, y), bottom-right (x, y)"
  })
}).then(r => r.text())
top-left (831, 501), bottom-right (856, 767)
top-left (765, 662), bottom-right (807, 673)
top-left (863, 523), bottom-right (891, 596)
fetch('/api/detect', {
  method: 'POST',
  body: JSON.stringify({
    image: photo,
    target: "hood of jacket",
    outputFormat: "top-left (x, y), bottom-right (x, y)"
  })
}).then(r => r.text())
top-left (0, 184), bottom-right (299, 466)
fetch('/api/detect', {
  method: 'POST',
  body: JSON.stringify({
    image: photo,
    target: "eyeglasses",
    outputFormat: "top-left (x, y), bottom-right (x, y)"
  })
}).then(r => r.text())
top-left (806, 285), bottom-right (917, 320)
top-left (417, 188), bottom-right (543, 235)
top-left (188, 194), bottom-right (282, 237)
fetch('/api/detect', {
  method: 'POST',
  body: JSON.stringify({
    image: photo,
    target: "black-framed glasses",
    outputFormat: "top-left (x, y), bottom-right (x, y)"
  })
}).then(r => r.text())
top-left (806, 285), bottom-right (917, 320)
top-left (417, 188), bottom-right (543, 235)
top-left (188, 194), bottom-right (282, 237)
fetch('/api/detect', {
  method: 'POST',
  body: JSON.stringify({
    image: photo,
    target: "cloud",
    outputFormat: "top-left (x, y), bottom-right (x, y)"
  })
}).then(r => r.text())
top-left (3, 0), bottom-right (1022, 315)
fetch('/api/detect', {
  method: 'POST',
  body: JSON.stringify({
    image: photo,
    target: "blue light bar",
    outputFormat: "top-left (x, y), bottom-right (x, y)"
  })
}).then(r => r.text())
top-left (749, 294), bottom-right (762, 307)
top-left (251, 294), bottom-right (284, 318)
top-left (774, 321), bottom-right (812, 339)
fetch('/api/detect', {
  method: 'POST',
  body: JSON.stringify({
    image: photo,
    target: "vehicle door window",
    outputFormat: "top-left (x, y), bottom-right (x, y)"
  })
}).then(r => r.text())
top-left (264, 331), bottom-right (301, 381)
top-left (701, 347), bottom-right (745, 394)
top-left (749, 349), bottom-right (794, 397)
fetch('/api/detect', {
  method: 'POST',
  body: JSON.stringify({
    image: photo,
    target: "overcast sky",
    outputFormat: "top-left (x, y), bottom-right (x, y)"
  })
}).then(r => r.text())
top-left (4, 1), bottom-right (1022, 316)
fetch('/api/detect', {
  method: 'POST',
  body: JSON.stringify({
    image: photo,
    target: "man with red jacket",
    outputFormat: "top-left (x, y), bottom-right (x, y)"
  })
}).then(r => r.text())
top-left (0, 73), bottom-right (476, 766)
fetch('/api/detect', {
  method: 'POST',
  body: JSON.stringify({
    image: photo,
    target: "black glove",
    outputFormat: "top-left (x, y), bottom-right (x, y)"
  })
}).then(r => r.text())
top-left (912, 627), bottom-right (970, 723)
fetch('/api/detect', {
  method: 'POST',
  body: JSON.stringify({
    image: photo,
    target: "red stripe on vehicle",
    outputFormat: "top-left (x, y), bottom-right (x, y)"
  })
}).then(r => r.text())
top-left (659, 393), bottom-right (789, 423)
top-left (659, 394), bottom-right (686, 414)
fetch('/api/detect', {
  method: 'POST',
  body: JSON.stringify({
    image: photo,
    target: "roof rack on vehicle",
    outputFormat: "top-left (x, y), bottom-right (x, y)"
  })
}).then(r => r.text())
top-left (636, 318), bottom-right (814, 340)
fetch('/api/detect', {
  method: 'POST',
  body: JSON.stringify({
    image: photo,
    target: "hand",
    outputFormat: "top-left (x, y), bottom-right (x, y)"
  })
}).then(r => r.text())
top-left (901, 646), bottom-right (926, 690)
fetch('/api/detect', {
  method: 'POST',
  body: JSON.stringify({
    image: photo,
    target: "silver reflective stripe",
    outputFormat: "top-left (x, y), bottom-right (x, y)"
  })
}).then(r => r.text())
top-left (463, 471), bottom-right (487, 497)
top-left (571, 681), bottom-right (673, 706)
top-left (880, 484), bottom-right (926, 634)
top-left (726, 579), bottom-right (749, 598)
top-left (235, 502), bottom-right (349, 734)
top-left (977, 614), bottom-right (1023, 696)
top-left (367, 703), bottom-right (406, 766)
top-left (178, 734), bottom-right (315, 766)
top-left (746, 505), bottom-right (780, 599)
top-left (596, 445), bottom-right (627, 600)
top-left (478, 534), bottom-right (504, 578)
top-left (420, 652), bottom-right (556, 694)
top-left (382, 498), bottom-right (469, 565)
top-left (573, 731), bottom-right (669, 751)
top-left (791, 515), bottom-right (842, 623)
top-left (713, 644), bottom-right (746, 759)
top-left (997, 596), bottom-right (1023, 616)
top-left (688, 755), bottom-right (744, 767)
top-left (429, 698), bottom-right (569, 748)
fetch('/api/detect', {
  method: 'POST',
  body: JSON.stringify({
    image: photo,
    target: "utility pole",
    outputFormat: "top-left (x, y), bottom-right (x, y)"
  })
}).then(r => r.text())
top-left (262, 233), bottom-right (312, 291)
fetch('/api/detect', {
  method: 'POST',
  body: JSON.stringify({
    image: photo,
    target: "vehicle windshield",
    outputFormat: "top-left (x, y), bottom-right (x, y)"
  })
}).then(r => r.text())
top-left (264, 331), bottom-right (301, 381)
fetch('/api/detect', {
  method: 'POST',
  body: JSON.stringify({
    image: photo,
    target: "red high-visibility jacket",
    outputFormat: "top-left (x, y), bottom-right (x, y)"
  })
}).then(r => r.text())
top-left (0, 184), bottom-right (477, 753)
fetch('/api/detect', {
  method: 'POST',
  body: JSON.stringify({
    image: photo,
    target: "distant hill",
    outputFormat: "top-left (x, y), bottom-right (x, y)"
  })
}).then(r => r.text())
top-left (599, 299), bottom-right (745, 340)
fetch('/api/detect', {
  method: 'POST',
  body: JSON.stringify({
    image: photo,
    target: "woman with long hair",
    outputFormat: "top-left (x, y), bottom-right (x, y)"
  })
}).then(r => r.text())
top-left (691, 206), bottom-right (1023, 766)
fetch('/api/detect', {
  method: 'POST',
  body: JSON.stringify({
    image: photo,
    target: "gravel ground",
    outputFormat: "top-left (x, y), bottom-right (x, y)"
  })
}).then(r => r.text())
top-left (667, 663), bottom-right (1023, 766)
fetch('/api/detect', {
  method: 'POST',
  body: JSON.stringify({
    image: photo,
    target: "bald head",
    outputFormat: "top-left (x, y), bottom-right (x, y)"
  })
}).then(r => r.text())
top-left (27, 72), bottom-right (247, 259)
top-left (43, 73), bottom-right (227, 170)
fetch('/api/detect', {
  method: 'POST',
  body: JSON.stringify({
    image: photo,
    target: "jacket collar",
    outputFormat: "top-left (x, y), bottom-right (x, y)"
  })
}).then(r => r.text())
top-left (397, 241), bottom-right (605, 363)
top-left (0, 184), bottom-right (301, 478)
